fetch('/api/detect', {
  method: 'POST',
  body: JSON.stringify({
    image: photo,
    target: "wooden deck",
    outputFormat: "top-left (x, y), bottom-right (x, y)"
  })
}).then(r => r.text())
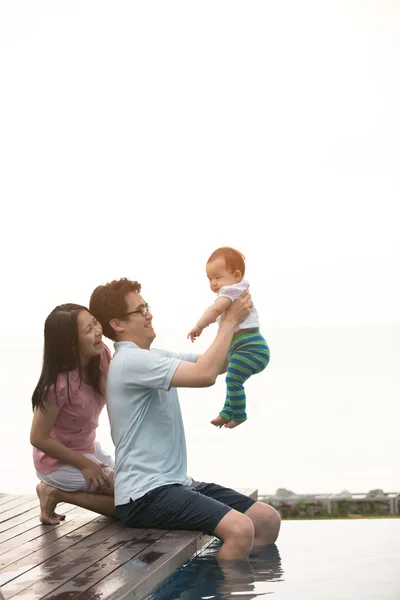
top-left (0, 488), bottom-right (257, 600)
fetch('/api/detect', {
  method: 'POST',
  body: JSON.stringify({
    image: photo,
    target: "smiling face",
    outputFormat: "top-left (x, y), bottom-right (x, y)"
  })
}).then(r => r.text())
top-left (77, 310), bottom-right (104, 365)
top-left (111, 291), bottom-right (156, 349)
top-left (206, 258), bottom-right (243, 293)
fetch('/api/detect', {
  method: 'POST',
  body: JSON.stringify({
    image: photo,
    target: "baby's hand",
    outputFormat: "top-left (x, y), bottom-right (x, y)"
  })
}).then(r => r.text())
top-left (187, 326), bottom-right (203, 343)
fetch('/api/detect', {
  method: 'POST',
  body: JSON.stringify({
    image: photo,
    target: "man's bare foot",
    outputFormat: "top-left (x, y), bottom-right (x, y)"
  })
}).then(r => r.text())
top-left (211, 415), bottom-right (229, 428)
top-left (224, 419), bottom-right (245, 429)
top-left (36, 482), bottom-right (64, 525)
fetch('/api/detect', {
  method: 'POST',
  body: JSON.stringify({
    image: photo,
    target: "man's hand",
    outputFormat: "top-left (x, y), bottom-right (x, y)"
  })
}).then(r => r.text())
top-left (187, 325), bottom-right (203, 343)
top-left (223, 290), bottom-right (252, 326)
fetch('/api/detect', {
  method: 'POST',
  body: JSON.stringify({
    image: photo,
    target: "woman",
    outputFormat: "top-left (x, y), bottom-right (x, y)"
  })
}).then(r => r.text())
top-left (31, 303), bottom-right (116, 524)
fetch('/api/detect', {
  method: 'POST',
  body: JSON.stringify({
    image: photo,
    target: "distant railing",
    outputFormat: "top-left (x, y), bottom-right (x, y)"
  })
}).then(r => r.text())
top-left (259, 492), bottom-right (400, 516)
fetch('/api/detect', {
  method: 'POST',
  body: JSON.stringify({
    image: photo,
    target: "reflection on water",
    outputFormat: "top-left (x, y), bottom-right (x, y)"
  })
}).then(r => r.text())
top-left (149, 520), bottom-right (400, 600)
top-left (149, 541), bottom-right (283, 599)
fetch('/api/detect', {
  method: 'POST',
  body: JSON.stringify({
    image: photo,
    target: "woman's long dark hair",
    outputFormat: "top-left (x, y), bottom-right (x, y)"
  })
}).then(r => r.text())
top-left (32, 303), bottom-right (104, 411)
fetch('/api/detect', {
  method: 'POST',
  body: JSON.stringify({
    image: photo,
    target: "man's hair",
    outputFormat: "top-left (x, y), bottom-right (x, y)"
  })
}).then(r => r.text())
top-left (207, 246), bottom-right (246, 275)
top-left (89, 278), bottom-right (141, 341)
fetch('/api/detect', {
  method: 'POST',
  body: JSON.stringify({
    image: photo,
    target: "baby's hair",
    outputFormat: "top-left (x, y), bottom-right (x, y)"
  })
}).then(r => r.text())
top-left (207, 247), bottom-right (245, 275)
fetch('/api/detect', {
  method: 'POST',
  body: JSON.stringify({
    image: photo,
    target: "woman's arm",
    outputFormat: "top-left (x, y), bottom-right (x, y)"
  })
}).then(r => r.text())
top-left (30, 403), bottom-right (110, 489)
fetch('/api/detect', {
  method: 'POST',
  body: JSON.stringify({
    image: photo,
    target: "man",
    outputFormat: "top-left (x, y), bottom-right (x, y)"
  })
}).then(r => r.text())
top-left (90, 277), bottom-right (280, 560)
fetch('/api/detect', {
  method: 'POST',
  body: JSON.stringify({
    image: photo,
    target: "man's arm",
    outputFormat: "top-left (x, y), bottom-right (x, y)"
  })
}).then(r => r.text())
top-left (190, 351), bottom-right (228, 373)
top-left (219, 357), bottom-right (229, 374)
top-left (172, 291), bottom-right (251, 388)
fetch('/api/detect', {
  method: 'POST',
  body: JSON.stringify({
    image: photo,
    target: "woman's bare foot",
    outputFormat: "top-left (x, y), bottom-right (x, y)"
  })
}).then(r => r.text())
top-left (224, 419), bottom-right (245, 429)
top-left (54, 511), bottom-right (66, 521)
top-left (211, 415), bottom-right (229, 428)
top-left (36, 482), bottom-right (64, 524)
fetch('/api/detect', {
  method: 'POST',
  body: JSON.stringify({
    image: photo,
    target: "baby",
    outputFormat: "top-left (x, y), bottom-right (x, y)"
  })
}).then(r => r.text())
top-left (188, 247), bottom-right (270, 428)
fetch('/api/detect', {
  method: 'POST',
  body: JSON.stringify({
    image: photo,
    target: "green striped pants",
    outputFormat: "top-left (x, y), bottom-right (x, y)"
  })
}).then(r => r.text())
top-left (220, 329), bottom-right (270, 423)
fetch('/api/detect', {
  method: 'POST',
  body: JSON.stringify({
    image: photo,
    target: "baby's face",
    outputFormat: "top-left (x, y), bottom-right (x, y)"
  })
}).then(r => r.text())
top-left (206, 258), bottom-right (241, 293)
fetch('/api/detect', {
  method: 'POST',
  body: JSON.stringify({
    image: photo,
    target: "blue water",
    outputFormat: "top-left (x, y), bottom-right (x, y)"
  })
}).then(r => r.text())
top-left (150, 540), bottom-right (282, 599)
top-left (149, 519), bottom-right (400, 599)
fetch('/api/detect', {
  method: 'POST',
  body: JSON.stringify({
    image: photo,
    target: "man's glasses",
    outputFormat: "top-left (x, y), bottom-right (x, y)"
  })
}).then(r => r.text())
top-left (121, 304), bottom-right (151, 318)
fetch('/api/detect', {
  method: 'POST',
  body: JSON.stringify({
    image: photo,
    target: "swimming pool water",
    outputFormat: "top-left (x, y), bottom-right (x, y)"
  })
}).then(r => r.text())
top-left (149, 519), bottom-right (400, 599)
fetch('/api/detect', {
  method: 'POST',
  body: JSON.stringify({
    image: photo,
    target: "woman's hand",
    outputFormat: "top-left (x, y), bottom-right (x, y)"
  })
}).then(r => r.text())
top-left (81, 458), bottom-right (110, 491)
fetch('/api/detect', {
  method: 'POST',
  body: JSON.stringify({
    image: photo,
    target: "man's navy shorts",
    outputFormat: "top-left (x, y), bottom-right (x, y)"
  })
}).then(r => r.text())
top-left (116, 480), bottom-right (257, 536)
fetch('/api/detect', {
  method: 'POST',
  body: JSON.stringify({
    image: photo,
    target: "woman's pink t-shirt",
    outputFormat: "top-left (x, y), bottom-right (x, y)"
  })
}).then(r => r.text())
top-left (33, 345), bottom-right (111, 474)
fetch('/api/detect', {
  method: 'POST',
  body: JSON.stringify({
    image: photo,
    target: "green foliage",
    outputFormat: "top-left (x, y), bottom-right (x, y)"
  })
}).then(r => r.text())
top-left (267, 498), bottom-right (395, 520)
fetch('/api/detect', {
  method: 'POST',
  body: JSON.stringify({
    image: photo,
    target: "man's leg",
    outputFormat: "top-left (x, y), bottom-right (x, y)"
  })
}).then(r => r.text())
top-left (194, 481), bottom-right (281, 548)
top-left (117, 483), bottom-right (254, 560)
top-left (245, 502), bottom-right (281, 546)
top-left (213, 510), bottom-right (254, 560)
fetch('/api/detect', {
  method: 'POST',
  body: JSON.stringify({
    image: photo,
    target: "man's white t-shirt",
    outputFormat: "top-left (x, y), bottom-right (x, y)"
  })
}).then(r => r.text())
top-left (106, 341), bottom-right (197, 506)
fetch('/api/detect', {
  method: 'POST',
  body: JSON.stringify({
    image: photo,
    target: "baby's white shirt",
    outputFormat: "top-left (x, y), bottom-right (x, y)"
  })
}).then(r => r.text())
top-left (216, 279), bottom-right (260, 332)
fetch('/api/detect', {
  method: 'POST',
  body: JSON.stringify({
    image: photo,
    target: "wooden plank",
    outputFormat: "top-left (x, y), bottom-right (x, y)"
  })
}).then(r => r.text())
top-left (0, 518), bottom-right (126, 595)
top-left (0, 497), bottom-right (36, 517)
top-left (0, 513), bottom-right (116, 570)
top-left (84, 487), bottom-right (257, 600)
top-left (0, 502), bottom-right (65, 535)
top-left (0, 504), bottom-right (78, 545)
top-left (0, 497), bottom-right (22, 509)
top-left (0, 499), bottom-right (40, 526)
top-left (2, 528), bottom-right (166, 600)
top-left (239, 488), bottom-right (258, 501)
top-left (0, 488), bottom-right (257, 600)
top-left (79, 529), bottom-right (211, 600)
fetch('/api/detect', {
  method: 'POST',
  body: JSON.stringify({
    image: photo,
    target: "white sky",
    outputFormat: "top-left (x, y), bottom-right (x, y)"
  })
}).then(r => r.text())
top-left (0, 1), bottom-right (399, 495)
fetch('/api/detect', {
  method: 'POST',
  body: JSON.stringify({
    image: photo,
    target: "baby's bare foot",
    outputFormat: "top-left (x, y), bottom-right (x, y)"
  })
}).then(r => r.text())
top-left (224, 419), bottom-right (245, 429)
top-left (36, 482), bottom-right (63, 525)
top-left (211, 415), bottom-right (229, 428)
